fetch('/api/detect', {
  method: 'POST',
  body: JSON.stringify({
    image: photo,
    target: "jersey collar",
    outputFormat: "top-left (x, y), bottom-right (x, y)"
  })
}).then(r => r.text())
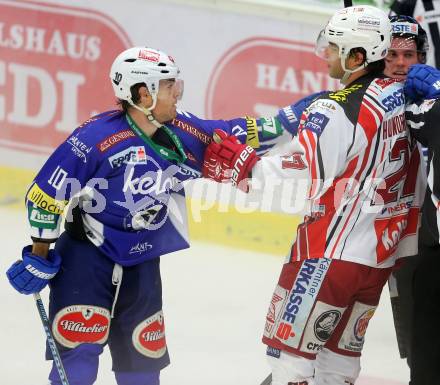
top-left (125, 113), bottom-right (187, 164)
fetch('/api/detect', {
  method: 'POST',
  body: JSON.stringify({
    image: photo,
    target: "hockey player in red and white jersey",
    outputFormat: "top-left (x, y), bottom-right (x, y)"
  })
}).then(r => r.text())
top-left (202, 5), bottom-right (425, 385)
top-left (382, 14), bottom-right (430, 370)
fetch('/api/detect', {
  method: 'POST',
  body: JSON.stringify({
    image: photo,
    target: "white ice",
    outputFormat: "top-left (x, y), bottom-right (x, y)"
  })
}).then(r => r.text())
top-left (0, 207), bottom-right (409, 384)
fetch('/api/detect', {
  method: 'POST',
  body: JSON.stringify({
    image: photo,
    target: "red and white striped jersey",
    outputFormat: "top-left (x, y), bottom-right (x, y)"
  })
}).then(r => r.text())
top-left (252, 74), bottom-right (426, 268)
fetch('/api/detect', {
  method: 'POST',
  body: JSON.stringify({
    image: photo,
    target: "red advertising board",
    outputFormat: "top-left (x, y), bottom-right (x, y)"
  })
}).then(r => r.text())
top-left (0, 0), bottom-right (131, 154)
top-left (206, 37), bottom-right (340, 119)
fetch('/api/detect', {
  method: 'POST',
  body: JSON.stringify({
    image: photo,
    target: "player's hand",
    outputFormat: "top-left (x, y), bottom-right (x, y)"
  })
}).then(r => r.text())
top-left (202, 129), bottom-right (259, 192)
top-left (277, 91), bottom-right (326, 136)
top-left (6, 246), bottom-right (61, 295)
top-left (404, 64), bottom-right (440, 101)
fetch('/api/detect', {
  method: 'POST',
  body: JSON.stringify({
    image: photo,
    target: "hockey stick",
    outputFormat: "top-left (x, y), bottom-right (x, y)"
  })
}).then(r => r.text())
top-left (34, 293), bottom-right (70, 385)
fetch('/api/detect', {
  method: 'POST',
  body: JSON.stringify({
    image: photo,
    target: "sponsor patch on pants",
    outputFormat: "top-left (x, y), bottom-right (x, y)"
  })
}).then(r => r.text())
top-left (338, 302), bottom-right (376, 353)
top-left (299, 300), bottom-right (345, 354)
top-left (264, 284), bottom-right (289, 339)
top-left (132, 310), bottom-right (167, 359)
top-left (52, 305), bottom-right (110, 348)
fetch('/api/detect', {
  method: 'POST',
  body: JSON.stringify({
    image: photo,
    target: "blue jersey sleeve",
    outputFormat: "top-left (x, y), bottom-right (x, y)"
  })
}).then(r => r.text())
top-left (170, 110), bottom-right (296, 175)
top-left (173, 110), bottom-right (289, 153)
top-left (171, 92), bottom-right (325, 169)
top-left (26, 121), bottom-right (102, 242)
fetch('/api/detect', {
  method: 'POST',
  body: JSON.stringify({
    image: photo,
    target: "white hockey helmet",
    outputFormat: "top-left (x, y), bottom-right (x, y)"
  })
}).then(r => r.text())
top-left (109, 47), bottom-right (180, 118)
top-left (316, 5), bottom-right (391, 73)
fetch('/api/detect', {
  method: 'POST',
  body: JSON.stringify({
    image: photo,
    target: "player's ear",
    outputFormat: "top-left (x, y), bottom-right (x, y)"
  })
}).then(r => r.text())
top-left (347, 48), bottom-right (366, 70)
top-left (137, 86), bottom-right (153, 108)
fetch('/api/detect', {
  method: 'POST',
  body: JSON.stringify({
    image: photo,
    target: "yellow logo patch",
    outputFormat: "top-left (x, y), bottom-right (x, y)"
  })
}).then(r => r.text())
top-left (27, 183), bottom-right (67, 214)
top-left (329, 84), bottom-right (363, 103)
top-left (245, 116), bottom-right (260, 148)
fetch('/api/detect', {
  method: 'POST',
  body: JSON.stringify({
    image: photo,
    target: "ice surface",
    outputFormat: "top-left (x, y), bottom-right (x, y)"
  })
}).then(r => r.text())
top-left (0, 207), bottom-right (408, 384)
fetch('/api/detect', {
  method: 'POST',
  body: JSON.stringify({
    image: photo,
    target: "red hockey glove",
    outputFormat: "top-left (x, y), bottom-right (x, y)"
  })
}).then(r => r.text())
top-left (202, 129), bottom-right (259, 192)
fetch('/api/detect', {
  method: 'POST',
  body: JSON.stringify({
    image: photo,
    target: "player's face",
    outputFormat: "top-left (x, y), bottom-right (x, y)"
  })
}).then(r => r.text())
top-left (384, 38), bottom-right (419, 80)
top-left (152, 79), bottom-right (183, 123)
top-left (325, 43), bottom-right (345, 79)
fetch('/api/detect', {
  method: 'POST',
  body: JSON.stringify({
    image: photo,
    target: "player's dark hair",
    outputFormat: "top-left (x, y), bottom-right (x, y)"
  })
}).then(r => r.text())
top-left (117, 83), bottom-right (146, 112)
top-left (349, 47), bottom-right (386, 74)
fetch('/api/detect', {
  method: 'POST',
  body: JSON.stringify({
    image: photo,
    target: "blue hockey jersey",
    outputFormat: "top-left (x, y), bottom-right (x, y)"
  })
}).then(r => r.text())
top-left (25, 109), bottom-right (292, 266)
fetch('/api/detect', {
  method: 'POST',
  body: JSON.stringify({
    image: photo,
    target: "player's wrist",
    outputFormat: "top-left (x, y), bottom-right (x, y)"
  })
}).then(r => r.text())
top-left (32, 242), bottom-right (50, 259)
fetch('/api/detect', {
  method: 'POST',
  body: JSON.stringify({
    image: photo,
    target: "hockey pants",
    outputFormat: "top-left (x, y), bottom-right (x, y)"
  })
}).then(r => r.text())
top-left (49, 344), bottom-right (160, 385)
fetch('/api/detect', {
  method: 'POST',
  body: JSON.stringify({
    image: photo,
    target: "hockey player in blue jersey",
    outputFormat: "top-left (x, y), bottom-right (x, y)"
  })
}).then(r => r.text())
top-left (5, 46), bottom-right (318, 385)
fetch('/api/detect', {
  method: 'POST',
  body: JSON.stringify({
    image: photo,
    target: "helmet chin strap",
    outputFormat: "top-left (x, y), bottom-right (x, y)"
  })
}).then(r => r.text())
top-left (129, 96), bottom-right (162, 128)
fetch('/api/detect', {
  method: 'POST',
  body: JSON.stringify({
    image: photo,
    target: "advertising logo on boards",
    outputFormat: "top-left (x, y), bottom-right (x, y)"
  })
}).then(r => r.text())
top-left (206, 37), bottom-right (340, 120)
top-left (0, 0), bottom-right (131, 154)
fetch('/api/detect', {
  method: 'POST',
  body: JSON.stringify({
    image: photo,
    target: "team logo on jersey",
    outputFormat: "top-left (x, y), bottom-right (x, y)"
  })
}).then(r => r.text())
top-left (132, 310), bottom-right (167, 359)
top-left (303, 112), bottom-right (329, 136)
top-left (108, 146), bottom-right (147, 168)
top-left (314, 310), bottom-right (341, 342)
top-left (52, 305), bottom-right (110, 348)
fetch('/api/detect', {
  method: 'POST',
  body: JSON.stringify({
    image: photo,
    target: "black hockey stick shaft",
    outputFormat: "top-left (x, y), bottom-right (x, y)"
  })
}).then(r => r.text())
top-left (34, 293), bottom-right (70, 385)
